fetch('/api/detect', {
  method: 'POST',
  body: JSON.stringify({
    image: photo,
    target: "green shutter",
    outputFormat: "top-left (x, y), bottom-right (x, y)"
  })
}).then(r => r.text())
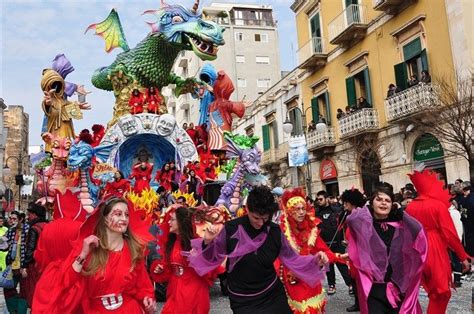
top-left (420, 49), bottom-right (429, 72)
top-left (363, 68), bottom-right (372, 108)
top-left (403, 38), bottom-right (422, 61)
top-left (262, 125), bottom-right (270, 151)
top-left (345, 76), bottom-right (357, 108)
top-left (394, 62), bottom-right (408, 91)
top-left (324, 91), bottom-right (331, 126)
top-left (311, 97), bottom-right (320, 123)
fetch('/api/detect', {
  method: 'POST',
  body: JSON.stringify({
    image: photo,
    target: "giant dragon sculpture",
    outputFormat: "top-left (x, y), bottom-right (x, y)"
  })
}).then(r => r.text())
top-left (215, 132), bottom-right (261, 215)
top-left (86, 0), bottom-right (225, 125)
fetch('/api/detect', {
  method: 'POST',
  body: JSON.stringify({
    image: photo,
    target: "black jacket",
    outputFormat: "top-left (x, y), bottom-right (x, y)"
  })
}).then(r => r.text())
top-left (24, 218), bottom-right (48, 267)
top-left (316, 204), bottom-right (344, 244)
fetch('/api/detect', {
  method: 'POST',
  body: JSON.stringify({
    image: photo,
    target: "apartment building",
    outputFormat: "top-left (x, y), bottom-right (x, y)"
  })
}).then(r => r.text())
top-left (236, 0), bottom-right (472, 195)
top-left (165, 2), bottom-right (282, 126)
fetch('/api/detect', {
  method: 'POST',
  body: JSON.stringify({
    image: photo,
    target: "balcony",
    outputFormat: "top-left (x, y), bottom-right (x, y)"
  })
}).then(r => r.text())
top-left (329, 4), bottom-right (368, 46)
top-left (261, 148), bottom-right (278, 166)
top-left (307, 127), bottom-right (336, 151)
top-left (276, 142), bottom-right (289, 161)
top-left (297, 37), bottom-right (327, 71)
top-left (339, 108), bottom-right (379, 138)
top-left (373, 0), bottom-right (413, 14)
top-left (230, 18), bottom-right (276, 27)
top-left (385, 83), bottom-right (435, 122)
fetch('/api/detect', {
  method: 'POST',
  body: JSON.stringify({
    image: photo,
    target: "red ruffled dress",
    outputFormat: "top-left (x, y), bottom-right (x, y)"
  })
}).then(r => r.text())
top-left (145, 90), bottom-right (161, 114)
top-left (129, 164), bottom-right (153, 194)
top-left (129, 94), bottom-right (145, 114)
top-left (278, 214), bottom-right (338, 314)
top-left (105, 179), bottom-right (131, 198)
top-left (151, 239), bottom-right (220, 314)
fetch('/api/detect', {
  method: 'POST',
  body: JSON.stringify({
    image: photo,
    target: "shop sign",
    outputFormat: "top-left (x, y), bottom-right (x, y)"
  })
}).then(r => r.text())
top-left (413, 134), bottom-right (444, 162)
top-left (319, 159), bottom-right (337, 180)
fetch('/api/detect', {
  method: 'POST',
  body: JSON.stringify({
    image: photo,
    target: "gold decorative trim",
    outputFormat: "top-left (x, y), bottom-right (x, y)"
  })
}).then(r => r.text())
top-left (390, 14), bottom-right (426, 38)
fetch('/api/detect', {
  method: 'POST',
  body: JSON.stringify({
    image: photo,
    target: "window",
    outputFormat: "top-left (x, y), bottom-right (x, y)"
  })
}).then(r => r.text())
top-left (257, 79), bottom-right (271, 88)
top-left (236, 55), bottom-right (245, 63)
top-left (256, 56), bottom-right (270, 64)
top-left (237, 78), bottom-right (247, 87)
top-left (311, 91), bottom-right (332, 126)
top-left (254, 33), bottom-right (268, 42)
top-left (345, 68), bottom-right (372, 109)
top-left (393, 38), bottom-right (429, 91)
top-left (288, 108), bottom-right (303, 136)
top-left (234, 10), bottom-right (244, 25)
top-left (235, 32), bottom-right (244, 41)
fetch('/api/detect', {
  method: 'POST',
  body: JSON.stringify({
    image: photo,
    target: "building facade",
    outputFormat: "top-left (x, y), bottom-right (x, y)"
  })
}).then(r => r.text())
top-left (165, 2), bottom-right (282, 126)
top-left (0, 99), bottom-right (7, 198)
top-left (237, 0), bottom-right (472, 196)
top-left (3, 105), bottom-right (30, 211)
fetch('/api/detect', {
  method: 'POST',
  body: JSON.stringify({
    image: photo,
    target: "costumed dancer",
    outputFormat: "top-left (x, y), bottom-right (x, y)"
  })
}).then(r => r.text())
top-left (104, 171), bottom-right (131, 198)
top-left (46, 198), bottom-right (156, 313)
top-left (32, 191), bottom-right (87, 313)
top-left (129, 89), bottom-right (145, 114)
top-left (154, 163), bottom-right (173, 191)
top-left (346, 182), bottom-right (427, 313)
top-left (405, 171), bottom-right (471, 314)
top-left (188, 186), bottom-right (328, 314)
top-left (151, 206), bottom-right (222, 314)
top-left (278, 188), bottom-right (345, 313)
top-left (145, 86), bottom-right (161, 114)
top-left (197, 63), bottom-right (217, 127)
top-left (208, 71), bottom-right (247, 151)
top-left (129, 161), bottom-right (153, 194)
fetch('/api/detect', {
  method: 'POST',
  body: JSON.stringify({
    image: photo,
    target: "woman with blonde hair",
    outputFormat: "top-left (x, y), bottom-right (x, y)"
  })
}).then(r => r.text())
top-left (36, 197), bottom-right (156, 313)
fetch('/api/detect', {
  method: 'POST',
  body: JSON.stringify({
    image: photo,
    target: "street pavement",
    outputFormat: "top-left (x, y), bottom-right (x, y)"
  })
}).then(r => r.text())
top-left (0, 272), bottom-right (470, 313)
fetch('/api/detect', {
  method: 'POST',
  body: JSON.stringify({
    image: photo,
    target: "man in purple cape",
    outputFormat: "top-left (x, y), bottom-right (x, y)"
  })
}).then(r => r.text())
top-left (346, 182), bottom-right (427, 314)
top-left (187, 186), bottom-right (328, 314)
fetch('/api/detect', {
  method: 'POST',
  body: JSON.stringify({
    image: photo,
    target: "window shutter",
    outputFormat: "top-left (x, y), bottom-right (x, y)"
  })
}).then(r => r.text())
top-left (310, 13), bottom-right (321, 38)
top-left (363, 68), bottom-right (372, 108)
top-left (262, 125), bottom-right (270, 151)
top-left (324, 91), bottom-right (331, 126)
top-left (345, 76), bottom-right (357, 108)
top-left (403, 38), bottom-right (422, 61)
top-left (311, 97), bottom-right (320, 123)
top-left (394, 62), bottom-right (408, 91)
top-left (420, 49), bottom-right (429, 72)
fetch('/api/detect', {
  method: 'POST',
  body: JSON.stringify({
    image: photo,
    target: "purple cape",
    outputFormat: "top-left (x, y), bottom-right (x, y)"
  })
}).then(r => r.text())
top-left (347, 206), bottom-right (427, 314)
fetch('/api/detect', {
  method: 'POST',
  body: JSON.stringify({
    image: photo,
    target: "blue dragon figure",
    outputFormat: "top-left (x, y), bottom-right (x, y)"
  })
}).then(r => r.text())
top-left (67, 140), bottom-right (115, 213)
top-left (87, 0), bottom-right (225, 124)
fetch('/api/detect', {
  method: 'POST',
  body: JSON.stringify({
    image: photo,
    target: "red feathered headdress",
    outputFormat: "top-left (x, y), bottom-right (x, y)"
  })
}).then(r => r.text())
top-left (281, 188), bottom-right (306, 213)
top-left (408, 170), bottom-right (451, 206)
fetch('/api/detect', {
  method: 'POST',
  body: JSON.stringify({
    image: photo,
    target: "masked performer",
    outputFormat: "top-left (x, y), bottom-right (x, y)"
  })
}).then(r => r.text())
top-left (188, 186), bottom-right (328, 314)
top-left (151, 206), bottom-right (221, 314)
top-left (129, 89), bottom-right (145, 114)
top-left (405, 171), bottom-right (470, 314)
top-left (278, 188), bottom-right (343, 313)
top-left (104, 171), bottom-right (131, 198)
top-left (347, 182), bottom-right (427, 314)
top-left (129, 161), bottom-right (153, 194)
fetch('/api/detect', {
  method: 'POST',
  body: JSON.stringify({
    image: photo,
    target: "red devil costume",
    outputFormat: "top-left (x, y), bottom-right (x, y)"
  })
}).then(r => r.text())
top-left (128, 90), bottom-right (145, 114)
top-left (277, 188), bottom-right (340, 313)
top-left (145, 87), bottom-right (161, 114)
top-left (208, 71), bottom-right (246, 151)
top-left (34, 197), bottom-right (154, 313)
top-left (406, 171), bottom-right (470, 314)
top-left (150, 205), bottom-right (222, 314)
top-left (129, 162), bottom-right (153, 194)
top-left (104, 178), bottom-right (131, 198)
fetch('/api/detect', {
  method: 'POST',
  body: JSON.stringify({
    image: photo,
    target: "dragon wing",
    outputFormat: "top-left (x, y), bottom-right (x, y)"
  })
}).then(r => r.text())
top-left (85, 9), bottom-right (130, 53)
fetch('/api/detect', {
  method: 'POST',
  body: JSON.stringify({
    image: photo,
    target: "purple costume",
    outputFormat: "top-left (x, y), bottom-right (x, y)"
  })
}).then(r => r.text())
top-left (188, 216), bottom-right (325, 313)
top-left (347, 206), bottom-right (427, 314)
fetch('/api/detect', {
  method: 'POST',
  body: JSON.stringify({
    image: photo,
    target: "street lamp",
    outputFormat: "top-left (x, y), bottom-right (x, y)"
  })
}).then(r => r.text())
top-left (283, 105), bottom-right (327, 199)
top-left (4, 154), bottom-right (30, 211)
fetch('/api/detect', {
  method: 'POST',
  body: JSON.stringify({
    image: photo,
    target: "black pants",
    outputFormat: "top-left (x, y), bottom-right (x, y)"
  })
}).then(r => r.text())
top-left (367, 283), bottom-right (399, 314)
top-left (449, 251), bottom-right (462, 282)
top-left (326, 242), bottom-right (351, 286)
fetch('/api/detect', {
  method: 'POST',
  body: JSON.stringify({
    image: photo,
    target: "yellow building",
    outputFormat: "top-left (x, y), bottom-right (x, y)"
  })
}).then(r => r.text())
top-left (287, 0), bottom-right (472, 195)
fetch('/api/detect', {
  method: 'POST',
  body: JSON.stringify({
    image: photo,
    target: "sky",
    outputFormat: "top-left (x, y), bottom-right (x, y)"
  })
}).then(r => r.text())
top-left (0, 0), bottom-right (298, 146)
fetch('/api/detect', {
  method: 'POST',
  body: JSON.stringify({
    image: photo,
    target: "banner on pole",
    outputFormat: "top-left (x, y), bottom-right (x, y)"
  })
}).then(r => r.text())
top-left (288, 135), bottom-right (308, 167)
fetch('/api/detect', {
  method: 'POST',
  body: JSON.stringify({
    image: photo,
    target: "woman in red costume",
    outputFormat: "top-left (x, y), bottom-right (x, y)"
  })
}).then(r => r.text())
top-left (145, 86), bottom-right (161, 114)
top-left (154, 162), bottom-right (173, 191)
top-left (406, 171), bottom-right (471, 314)
top-left (129, 89), bottom-right (145, 114)
top-left (104, 171), bottom-right (131, 198)
top-left (278, 188), bottom-right (341, 313)
top-left (151, 206), bottom-right (220, 314)
top-left (34, 197), bottom-right (156, 313)
top-left (129, 161), bottom-right (153, 194)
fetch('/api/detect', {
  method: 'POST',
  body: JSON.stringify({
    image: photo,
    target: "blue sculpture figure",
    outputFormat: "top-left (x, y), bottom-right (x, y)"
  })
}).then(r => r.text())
top-left (197, 63), bottom-right (217, 127)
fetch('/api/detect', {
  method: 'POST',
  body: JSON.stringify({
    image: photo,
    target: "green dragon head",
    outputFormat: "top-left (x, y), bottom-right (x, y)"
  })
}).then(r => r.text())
top-left (145, 0), bottom-right (225, 60)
